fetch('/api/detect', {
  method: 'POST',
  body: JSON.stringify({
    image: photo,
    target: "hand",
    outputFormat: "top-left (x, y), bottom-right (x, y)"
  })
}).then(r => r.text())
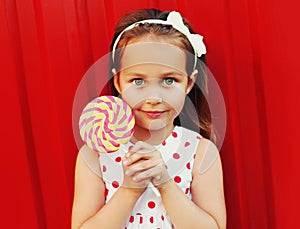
top-left (121, 156), bottom-right (151, 195)
top-left (122, 141), bottom-right (171, 188)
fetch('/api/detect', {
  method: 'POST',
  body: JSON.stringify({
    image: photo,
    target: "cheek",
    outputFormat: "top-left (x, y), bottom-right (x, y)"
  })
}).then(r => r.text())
top-left (119, 84), bottom-right (144, 108)
top-left (164, 87), bottom-right (186, 113)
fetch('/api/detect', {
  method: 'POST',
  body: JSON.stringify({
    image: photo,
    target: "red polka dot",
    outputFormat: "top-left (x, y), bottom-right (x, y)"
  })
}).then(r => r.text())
top-left (162, 140), bottom-right (166, 146)
top-left (150, 216), bottom-right (154, 223)
top-left (139, 216), bottom-right (143, 224)
top-left (172, 132), bottom-right (177, 138)
top-left (115, 156), bottom-right (121, 162)
top-left (185, 188), bottom-right (190, 194)
top-left (186, 162), bottom-right (191, 170)
top-left (112, 181), bottom-right (119, 188)
top-left (165, 165), bottom-right (168, 170)
top-left (196, 136), bottom-right (201, 140)
top-left (174, 176), bottom-right (181, 183)
top-left (193, 154), bottom-right (197, 159)
top-left (129, 216), bottom-right (134, 223)
top-left (173, 153), bottom-right (180, 159)
top-left (104, 188), bottom-right (109, 196)
top-left (161, 215), bottom-right (165, 221)
top-left (128, 146), bottom-right (133, 150)
top-left (102, 165), bottom-right (107, 172)
top-left (148, 201), bottom-right (156, 209)
top-left (184, 141), bottom-right (190, 147)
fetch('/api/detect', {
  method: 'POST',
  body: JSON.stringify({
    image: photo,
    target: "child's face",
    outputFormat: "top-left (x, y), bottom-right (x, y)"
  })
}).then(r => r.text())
top-left (113, 41), bottom-right (197, 131)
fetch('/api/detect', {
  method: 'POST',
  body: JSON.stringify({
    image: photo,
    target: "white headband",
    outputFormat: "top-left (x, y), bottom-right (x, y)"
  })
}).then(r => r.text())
top-left (112, 11), bottom-right (206, 69)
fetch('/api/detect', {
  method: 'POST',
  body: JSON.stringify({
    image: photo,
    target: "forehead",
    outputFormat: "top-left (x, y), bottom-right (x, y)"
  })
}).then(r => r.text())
top-left (119, 41), bottom-right (187, 74)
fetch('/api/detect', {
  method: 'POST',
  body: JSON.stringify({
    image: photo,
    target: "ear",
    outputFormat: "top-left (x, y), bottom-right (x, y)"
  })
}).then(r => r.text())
top-left (112, 68), bottom-right (121, 94)
top-left (186, 69), bottom-right (198, 94)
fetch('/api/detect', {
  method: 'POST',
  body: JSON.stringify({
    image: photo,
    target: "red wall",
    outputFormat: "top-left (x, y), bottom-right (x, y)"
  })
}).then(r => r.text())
top-left (1, 0), bottom-right (299, 228)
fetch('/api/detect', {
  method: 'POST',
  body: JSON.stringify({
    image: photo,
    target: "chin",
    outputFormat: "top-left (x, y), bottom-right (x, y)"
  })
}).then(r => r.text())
top-left (148, 120), bottom-right (168, 131)
top-left (136, 119), bottom-right (168, 131)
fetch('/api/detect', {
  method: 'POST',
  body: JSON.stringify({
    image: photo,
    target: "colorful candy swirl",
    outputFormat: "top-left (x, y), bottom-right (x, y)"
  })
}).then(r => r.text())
top-left (79, 96), bottom-right (135, 153)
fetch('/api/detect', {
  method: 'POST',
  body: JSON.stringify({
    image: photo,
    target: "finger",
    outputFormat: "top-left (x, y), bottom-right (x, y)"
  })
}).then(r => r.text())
top-left (125, 157), bottom-right (160, 176)
top-left (123, 142), bottom-right (149, 160)
top-left (123, 153), bottom-right (146, 167)
top-left (128, 150), bottom-right (153, 163)
top-left (123, 148), bottom-right (157, 166)
top-left (133, 166), bottom-right (163, 182)
top-left (129, 141), bottom-right (155, 155)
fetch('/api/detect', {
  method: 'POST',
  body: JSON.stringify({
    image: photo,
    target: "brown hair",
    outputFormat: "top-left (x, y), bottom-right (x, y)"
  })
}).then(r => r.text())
top-left (103, 9), bottom-right (216, 143)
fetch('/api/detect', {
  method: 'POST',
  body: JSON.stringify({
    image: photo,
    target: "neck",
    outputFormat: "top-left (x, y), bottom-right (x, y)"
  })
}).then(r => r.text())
top-left (131, 124), bottom-right (175, 145)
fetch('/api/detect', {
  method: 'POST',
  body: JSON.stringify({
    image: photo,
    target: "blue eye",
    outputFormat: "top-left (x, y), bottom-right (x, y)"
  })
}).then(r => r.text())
top-left (132, 79), bottom-right (144, 86)
top-left (163, 78), bottom-right (175, 86)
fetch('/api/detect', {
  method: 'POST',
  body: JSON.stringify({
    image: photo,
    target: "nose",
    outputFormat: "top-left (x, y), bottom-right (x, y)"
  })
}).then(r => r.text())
top-left (145, 96), bottom-right (163, 105)
top-left (143, 81), bottom-right (163, 105)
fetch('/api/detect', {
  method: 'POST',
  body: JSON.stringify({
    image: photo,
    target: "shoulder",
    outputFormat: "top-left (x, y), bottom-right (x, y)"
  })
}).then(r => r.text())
top-left (192, 137), bottom-right (221, 177)
top-left (78, 144), bottom-right (102, 178)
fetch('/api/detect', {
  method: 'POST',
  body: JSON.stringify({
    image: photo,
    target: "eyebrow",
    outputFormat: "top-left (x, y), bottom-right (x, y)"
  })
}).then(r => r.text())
top-left (123, 72), bottom-right (147, 77)
top-left (122, 71), bottom-right (186, 78)
top-left (161, 71), bottom-right (187, 77)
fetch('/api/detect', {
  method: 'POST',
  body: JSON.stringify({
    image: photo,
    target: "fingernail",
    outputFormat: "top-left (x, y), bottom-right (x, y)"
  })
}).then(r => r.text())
top-left (123, 160), bottom-right (129, 165)
top-left (125, 153), bottom-right (131, 158)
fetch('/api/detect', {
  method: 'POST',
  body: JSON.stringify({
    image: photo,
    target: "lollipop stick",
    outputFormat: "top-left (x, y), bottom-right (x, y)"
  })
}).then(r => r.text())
top-left (150, 184), bottom-right (160, 197)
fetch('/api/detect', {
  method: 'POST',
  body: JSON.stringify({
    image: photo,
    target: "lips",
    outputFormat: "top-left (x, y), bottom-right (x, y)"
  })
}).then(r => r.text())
top-left (142, 110), bottom-right (165, 119)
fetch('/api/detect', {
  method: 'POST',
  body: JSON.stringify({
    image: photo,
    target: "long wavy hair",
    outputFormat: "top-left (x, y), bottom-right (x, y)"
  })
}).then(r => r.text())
top-left (101, 9), bottom-right (216, 143)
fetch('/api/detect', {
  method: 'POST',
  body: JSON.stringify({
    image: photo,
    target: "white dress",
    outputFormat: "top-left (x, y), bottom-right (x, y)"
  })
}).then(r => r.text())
top-left (99, 126), bottom-right (201, 228)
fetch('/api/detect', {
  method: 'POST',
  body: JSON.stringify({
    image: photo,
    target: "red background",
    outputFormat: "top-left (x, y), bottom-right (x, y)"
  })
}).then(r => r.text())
top-left (1, 0), bottom-right (299, 228)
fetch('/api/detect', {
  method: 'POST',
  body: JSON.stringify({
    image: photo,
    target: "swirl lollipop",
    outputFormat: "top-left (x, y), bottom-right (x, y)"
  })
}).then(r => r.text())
top-left (79, 96), bottom-right (135, 154)
top-left (79, 95), bottom-right (160, 196)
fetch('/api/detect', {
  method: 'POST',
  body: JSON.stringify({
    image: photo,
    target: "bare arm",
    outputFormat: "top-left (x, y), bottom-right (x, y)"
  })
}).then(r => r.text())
top-left (157, 138), bottom-right (226, 229)
top-left (71, 145), bottom-right (144, 229)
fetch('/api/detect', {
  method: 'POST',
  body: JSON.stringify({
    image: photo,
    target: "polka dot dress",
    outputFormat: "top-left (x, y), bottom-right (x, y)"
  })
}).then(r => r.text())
top-left (99, 126), bottom-right (201, 228)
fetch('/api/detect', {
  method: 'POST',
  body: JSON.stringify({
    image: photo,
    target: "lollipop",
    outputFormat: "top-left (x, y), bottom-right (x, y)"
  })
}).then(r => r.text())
top-left (79, 96), bottom-right (135, 153)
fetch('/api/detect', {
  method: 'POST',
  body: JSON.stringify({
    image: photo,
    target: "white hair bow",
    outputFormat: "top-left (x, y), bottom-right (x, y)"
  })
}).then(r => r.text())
top-left (166, 11), bottom-right (206, 57)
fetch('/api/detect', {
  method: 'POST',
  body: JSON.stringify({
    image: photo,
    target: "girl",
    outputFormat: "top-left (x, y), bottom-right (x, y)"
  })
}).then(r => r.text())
top-left (72, 9), bottom-right (226, 229)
